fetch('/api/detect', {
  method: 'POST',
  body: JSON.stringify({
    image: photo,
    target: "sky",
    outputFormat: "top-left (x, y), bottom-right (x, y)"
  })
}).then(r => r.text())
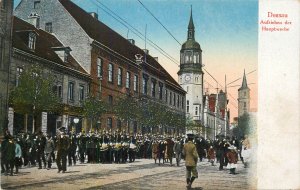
top-left (14, 0), bottom-right (258, 121)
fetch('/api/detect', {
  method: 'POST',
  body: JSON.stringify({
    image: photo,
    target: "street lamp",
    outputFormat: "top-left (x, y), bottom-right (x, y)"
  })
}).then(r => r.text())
top-left (74, 118), bottom-right (79, 133)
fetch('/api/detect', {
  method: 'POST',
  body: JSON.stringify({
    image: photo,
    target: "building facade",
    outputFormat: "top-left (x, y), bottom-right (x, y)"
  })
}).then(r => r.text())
top-left (238, 70), bottom-right (250, 117)
top-left (178, 9), bottom-right (204, 134)
top-left (0, 0), bottom-right (14, 134)
top-left (10, 16), bottom-right (91, 135)
top-left (15, 0), bottom-right (185, 134)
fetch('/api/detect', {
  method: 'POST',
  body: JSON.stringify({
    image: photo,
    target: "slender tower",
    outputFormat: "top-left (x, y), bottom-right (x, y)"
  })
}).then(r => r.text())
top-left (238, 70), bottom-right (250, 116)
top-left (178, 6), bottom-right (204, 133)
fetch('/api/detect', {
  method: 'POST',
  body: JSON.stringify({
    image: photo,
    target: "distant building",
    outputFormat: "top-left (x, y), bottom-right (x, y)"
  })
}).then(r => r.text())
top-left (238, 70), bottom-right (250, 117)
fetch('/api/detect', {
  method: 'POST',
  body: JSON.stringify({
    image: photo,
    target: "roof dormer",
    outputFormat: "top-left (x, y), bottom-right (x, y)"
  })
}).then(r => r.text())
top-left (28, 31), bottom-right (37, 51)
top-left (52, 47), bottom-right (72, 63)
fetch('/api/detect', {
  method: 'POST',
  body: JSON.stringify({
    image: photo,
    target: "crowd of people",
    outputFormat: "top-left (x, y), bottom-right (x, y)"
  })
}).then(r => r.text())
top-left (0, 128), bottom-right (251, 178)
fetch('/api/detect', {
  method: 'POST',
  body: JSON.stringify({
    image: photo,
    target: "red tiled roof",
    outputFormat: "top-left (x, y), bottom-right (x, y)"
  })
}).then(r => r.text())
top-left (12, 16), bottom-right (88, 75)
top-left (58, 0), bottom-right (183, 91)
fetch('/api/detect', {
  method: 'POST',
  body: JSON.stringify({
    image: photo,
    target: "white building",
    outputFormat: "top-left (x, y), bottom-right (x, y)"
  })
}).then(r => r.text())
top-left (178, 8), bottom-right (204, 135)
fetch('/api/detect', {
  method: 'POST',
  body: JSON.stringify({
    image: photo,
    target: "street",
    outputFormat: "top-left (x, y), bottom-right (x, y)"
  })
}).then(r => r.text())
top-left (1, 159), bottom-right (251, 190)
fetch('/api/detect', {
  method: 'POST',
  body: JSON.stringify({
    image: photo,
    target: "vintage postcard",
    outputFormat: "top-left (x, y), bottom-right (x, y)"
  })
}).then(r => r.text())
top-left (0, 0), bottom-right (299, 189)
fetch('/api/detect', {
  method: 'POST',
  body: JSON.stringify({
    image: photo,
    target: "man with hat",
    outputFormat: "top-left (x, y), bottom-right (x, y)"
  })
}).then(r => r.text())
top-left (173, 137), bottom-right (182, 167)
top-left (183, 134), bottom-right (199, 189)
top-left (56, 127), bottom-right (70, 173)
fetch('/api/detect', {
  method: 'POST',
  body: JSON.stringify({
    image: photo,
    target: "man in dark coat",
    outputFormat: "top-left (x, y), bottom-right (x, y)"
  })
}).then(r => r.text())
top-left (68, 133), bottom-right (77, 166)
top-left (6, 136), bottom-right (16, 176)
top-left (56, 129), bottom-right (70, 173)
top-left (36, 131), bottom-right (46, 169)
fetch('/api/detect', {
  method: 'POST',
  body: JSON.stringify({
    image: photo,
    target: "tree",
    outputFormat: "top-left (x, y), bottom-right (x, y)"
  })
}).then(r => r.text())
top-left (236, 113), bottom-right (250, 138)
top-left (10, 65), bottom-right (59, 133)
top-left (114, 95), bottom-right (140, 132)
top-left (82, 95), bottom-right (107, 131)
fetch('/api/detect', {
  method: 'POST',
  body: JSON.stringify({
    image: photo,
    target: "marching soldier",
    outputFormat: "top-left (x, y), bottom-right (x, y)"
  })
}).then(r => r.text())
top-left (128, 135), bottom-right (136, 163)
top-left (56, 127), bottom-right (70, 173)
top-left (173, 137), bottom-right (182, 167)
top-left (44, 134), bottom-right (55, 169)
top-left (36, 131), bottom-right (46, 169)
top-left (68, 133), bottom-right (77, 166)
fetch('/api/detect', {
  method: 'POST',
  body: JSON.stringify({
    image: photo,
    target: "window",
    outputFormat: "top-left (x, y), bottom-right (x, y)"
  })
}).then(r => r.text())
top-left (64, 49), bottom-right (70, 63)
top-left (142, 76), bottom-right (148, 94)
top-left (16, 67), bottom-right (23, 86)
top-left (134, 75), bottom-right (138, 92)
top-left (177, 95), bottom-right (180, 107)
top-left (117, 68), bottom-right (122, 86)
top-left (244, 102), bottom-right (246, 109)
top-left (117, 119), bottom-right (121, 129)
top-left (108, 63), bottom-right (113, 82)
top-left (108, 95), bottom-right (113, 105)
top-left (173, 93), bottom-right (176, 106)
top-left (126, 71), bottom-right (130, 89)
top-left (165, 89), bottom-right (168, 102)
top-left (195, 107), bottom-right (198, 115)
top-left (68, 82), bottom-right (74, 101)
top-left (34, 1), bottom-right (40, 9)
top-left (107, 118), bottom-right (112, 129)
top-left (57, 85), bottom-right (62, 98)
top-left (45, 22), bottom-right (52, 33)
top-left (182, 97), bottom-right (184, 109)
top-left (159, 83), bottom-right (163, 100)
top-left (0, 37), bottom-right (4, 67)
top-left (187, 86), bottom-right (189, 92)
top-left (151, 79), bottom-right (156, 97)
top-left (28, 33), bottom-right (36, 50)
top-left (97, 58), bottom-right (103, 78)
top-left (244, 92), bottom-right (246, 97)
top-left (79, 85), bottom-right (84, 101)
top-left (187, 100), bottom-right (190, 113)
top-left (169, 92), bottom-right (172, 105)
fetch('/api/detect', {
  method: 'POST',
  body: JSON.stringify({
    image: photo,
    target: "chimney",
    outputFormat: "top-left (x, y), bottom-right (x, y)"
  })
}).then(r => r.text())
top-left (153, 57), bottom-right (158, 62)
top-left (143, 49), bottom-right (149, 55)
top-left (127, 39), bottom-right (135, 45)
top-left (28, 13), bottom-right (40, 28)
top-left (89, 12), bottom-right (98, 20)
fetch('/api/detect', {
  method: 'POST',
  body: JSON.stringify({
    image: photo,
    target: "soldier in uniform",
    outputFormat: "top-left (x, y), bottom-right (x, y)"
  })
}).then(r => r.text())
top-left (68, 133), bottom-right (77, 166)
top-left (78, 133), bottom-right (86, 164)
top-left (152, 139), bottom-right (159, 164)
top-left (165, 137), bottom-right (175, 166)
top-left (183, 134), bottom-right (199, 189)
top-left (173, 137), bottom-right (183, 167)
top-left (36, 131), bottom-right (46, 169)
top-left (56, 127), bottom-right (70, 173)
top-left (44, 134), bottom-right (55, 169)
top-left (128, 135), bottom-right (136, 163)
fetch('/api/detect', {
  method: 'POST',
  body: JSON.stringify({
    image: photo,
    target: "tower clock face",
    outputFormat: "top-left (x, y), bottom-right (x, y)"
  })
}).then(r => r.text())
top-left (185, 74), bottom-right (191, 82)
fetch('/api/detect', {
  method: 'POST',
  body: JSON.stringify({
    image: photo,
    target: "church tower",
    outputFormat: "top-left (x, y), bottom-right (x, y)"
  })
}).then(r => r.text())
top-left (178, 7), bottom-right (204, 125)
top-left (238, 70), bottom-right (250, 116)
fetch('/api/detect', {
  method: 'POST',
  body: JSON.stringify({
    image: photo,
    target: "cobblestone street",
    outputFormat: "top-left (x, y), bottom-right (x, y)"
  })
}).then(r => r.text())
top-left (1, 159), bottom-right (252, 190)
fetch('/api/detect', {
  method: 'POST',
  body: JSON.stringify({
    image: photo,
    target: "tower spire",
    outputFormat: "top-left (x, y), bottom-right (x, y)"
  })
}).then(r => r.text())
top-left (241, 69), bottom-right (248, 88)
top-left (187, 5), bottom-right (195, 40)
top-left (188, 5), bottom-right (194, 29)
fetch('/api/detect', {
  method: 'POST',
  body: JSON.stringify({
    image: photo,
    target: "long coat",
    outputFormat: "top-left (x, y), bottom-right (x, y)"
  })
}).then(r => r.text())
top-left (183, 141), bottom-right (198, 167)
top-left (227, 150), bottom-right (238, 164)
